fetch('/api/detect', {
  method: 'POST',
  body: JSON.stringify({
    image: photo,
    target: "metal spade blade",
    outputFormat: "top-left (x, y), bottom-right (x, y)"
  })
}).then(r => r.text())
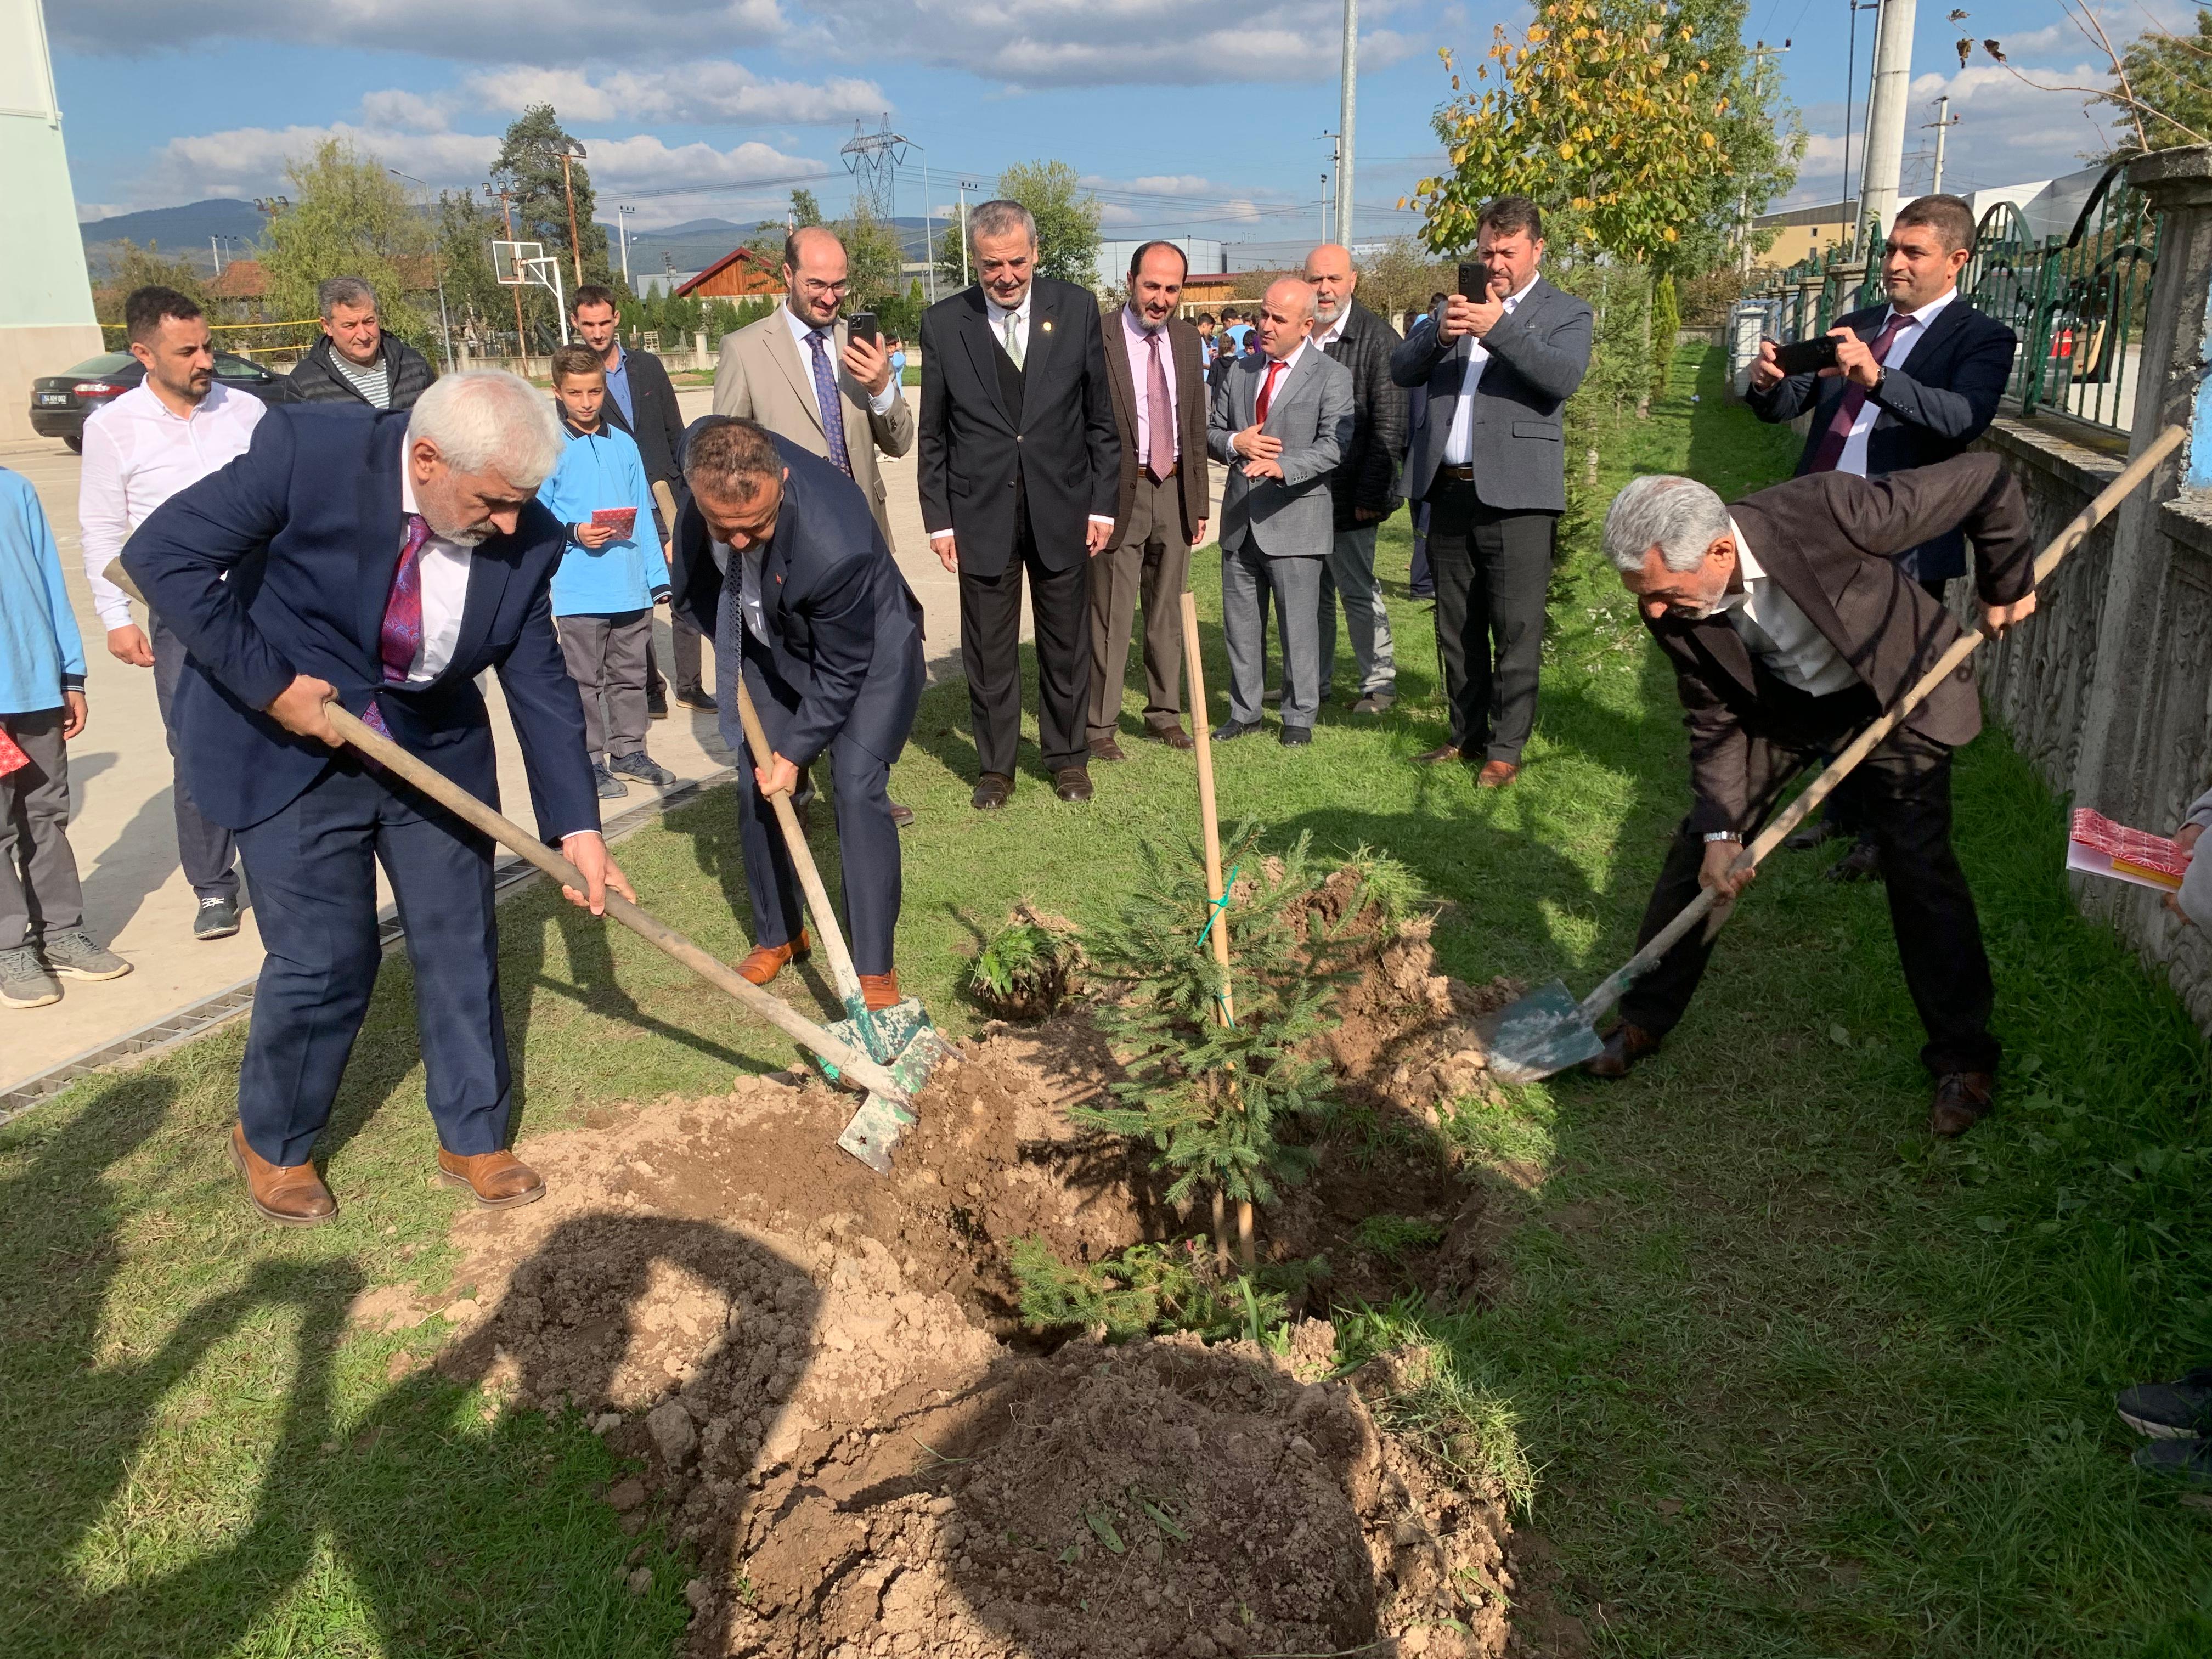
top-left (1474, 978), bottom-right (1607, 1086)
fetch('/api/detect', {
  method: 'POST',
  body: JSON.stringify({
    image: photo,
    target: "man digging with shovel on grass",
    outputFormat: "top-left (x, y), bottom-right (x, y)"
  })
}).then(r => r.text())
top-left (1592, 452), bottom-right (2037, 1137)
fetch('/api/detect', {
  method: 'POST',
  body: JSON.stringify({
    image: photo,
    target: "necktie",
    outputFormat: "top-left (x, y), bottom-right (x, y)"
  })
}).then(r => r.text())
top-left (1145, 328), bottom-right (1175, 481)
top-left (1805, 311), bottom-right (1914, 474)
top-left (807, 330), bottom-right (853, 477)
top-left (362, 513), bottom-right (432, 737)
top-left (1002, 310), bottom-right (1024, 369)
top-left (1255, 358), bottom-right (1288, 425)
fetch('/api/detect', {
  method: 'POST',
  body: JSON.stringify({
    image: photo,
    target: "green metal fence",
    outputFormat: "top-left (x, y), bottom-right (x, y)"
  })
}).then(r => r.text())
top-left (1745, 166), bottom-right (2157, 439)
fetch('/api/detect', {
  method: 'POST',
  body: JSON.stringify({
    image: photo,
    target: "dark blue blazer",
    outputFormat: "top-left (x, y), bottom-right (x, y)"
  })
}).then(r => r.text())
top-left (1746, 298), bottom-right (2018, 582)
top-left (122, 404), bottom-right (599, 838)
top-left (671, 425), bottom-right (924, 769)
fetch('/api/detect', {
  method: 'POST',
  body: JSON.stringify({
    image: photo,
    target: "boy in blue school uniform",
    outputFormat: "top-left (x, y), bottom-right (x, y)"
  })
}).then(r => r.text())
top-left (0, 468), bottom-right (131, 1008)
top-left (541, 343), bottom-right (674, 799)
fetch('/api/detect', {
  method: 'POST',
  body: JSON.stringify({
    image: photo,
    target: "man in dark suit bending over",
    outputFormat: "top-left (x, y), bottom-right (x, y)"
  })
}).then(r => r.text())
top-left (918, 199), bottom-right (1120, 807)
top-left (1588, 453), bottom-right (2038, 1138)
top-left (125, 373), bottom-right (631, 1225)
top-left (1747, 193), bottom-right (2018, 879)
top-left (673, 418), bottom-right (925, 1009)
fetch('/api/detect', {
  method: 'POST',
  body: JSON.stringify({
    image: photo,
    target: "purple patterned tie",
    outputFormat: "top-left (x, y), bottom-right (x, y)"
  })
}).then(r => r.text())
top-left (1805, 311), bottom-right (1912, 474)
top-left (1146, 328), bottom-right (1175, 482)
top-left (360, 513), bottom-right (431, 737)
top-left (808, 330), bottom-right (853, 477)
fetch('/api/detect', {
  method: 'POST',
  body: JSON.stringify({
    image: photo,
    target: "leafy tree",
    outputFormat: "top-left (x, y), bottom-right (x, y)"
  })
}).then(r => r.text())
top-left (261, 138), bottom-right (433, 346)
top-left (789, 188), bottom-right (823, 228)
top-left (1650, 270), bottom-right (1679, 398)
top-left (995, 159), bottom-right (1102, 285)
top-left (1660, 0), bottom-right (1803, 276)
top-left (839, 201), bottom-right (905, 303)
top-left (2097, 9), bottom-right (2212, 158)
top-left (492, 105), bottom-right (610, 286)
top-left (1355, 236), bottom-right (1455, 322)
top-left (1405, 0), bottom-right (1738, 267)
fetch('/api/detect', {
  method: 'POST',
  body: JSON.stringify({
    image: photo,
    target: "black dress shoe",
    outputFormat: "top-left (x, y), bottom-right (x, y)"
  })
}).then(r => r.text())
top-left (1826, 839), bottom-right (1883, 883)
top-left (674, 687), bottom-right (716, 712)
top-left (1930, 1071), bottom-right (1994, 1137)
top-left (1054, 766), bottom-right (1094, 802)
top-left (646, 697), bottom-right (669, 721)
top-left (1784, 815), bottom-right (1847, 852)
top-left (972, 772), bottom-right (1013, 810)
top-left (1213, 719), bottom-right (1262, 742)
top-left (1089, 735), bottom-right (1127, 762)
top-left (1279, 725), bottom-right (1313, 747)
top-left (890, 802), bottom-right (916, 828)
top-left (1150, 725), bottom-right (1195, 750)
top-left (1584, 1021), bottom-right (1662, 1079)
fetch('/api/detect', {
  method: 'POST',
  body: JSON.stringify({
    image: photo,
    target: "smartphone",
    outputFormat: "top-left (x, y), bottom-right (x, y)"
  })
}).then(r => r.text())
top-left (1456, 262), bottom-right (1488, 302)
top-left (1771, 335), bottom-right (1841, 376)
top-left (847, 311), bottom-right (879, 347)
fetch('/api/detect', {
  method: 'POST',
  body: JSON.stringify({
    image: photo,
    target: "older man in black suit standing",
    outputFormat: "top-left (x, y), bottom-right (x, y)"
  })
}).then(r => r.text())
top-left (1747, 193), bottom-right (2019, 880)
top-left (1391, 196), bottom-right (1592, 787)
top-left (918, 200), bottom-right (1121, 807)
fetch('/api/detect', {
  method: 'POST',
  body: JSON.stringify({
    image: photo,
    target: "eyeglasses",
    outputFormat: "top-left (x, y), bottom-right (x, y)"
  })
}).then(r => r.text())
top-left (798, 279), bottom-right (849, 298)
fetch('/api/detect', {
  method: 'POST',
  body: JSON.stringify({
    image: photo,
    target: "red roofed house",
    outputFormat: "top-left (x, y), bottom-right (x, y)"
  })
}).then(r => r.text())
top-left (675, 247), bottom-right (785, 300)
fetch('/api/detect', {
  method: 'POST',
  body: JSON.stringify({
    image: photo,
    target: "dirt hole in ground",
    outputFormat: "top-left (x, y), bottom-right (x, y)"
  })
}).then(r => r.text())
top-left (410, 884), bottom-right (1542, 1657)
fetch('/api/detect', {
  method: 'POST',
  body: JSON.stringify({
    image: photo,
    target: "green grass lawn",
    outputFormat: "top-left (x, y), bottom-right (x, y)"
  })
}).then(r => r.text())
top-left (4, 342), bottom-right (2208, 1656)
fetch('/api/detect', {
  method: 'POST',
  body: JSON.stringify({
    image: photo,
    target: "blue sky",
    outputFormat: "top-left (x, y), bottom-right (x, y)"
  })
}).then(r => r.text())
top-left (50, 0), bottom-right (2160, 244)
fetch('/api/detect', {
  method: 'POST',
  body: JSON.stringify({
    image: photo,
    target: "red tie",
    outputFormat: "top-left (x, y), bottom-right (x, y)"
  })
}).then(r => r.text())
top-left (1255, 358), bottom-right (1288, 425)
top-left (1805, 311), bottom-right (1913, 474)
top-left (360, 514), bottom-right (432, 738)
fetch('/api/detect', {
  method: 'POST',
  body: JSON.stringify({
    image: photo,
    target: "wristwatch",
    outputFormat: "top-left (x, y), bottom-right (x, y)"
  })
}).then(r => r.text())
top-left (1702, 831), bottom-right (1741, 844)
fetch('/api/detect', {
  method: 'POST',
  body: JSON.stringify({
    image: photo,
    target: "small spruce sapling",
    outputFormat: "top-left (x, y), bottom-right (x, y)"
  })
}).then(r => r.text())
top-left (1074, 826), bottom-right (1371, 1267)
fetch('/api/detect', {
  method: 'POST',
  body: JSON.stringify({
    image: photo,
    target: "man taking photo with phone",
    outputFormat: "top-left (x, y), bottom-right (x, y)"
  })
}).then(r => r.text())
top-left (1747, 194), bottom-right (2017, 881)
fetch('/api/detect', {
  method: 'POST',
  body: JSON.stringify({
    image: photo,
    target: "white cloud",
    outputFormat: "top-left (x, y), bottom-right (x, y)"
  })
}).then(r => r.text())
top-left (54, 0), bottom-right (784, 62)
top-left (144, 119), bottom-right (821, 211)
top-left (461, 62), bottom-right (887, 126)
top-left (356, 89), bottom-right (451, 133)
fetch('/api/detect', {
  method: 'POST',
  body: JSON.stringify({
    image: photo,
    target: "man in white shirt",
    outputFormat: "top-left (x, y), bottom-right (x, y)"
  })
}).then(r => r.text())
top-left (1747, 194), bottom-right (2018, 878)
top-left (78, 285), bottom-right (267, 940)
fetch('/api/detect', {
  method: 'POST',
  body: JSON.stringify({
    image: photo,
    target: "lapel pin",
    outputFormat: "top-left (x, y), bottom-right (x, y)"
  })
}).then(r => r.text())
top-left (1041, 319), bottom-right (1053, 334)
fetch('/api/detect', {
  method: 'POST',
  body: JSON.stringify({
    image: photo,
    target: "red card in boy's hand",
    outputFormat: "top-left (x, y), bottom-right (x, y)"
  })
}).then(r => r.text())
top-left (590, 507), bottom-right (637, 539)
top-left (0, 724), bottom-right (26, 778)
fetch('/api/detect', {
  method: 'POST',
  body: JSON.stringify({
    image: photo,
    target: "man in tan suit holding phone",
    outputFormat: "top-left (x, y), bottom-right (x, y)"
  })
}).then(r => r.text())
top-left (712, 226), bottom-right (914, 550)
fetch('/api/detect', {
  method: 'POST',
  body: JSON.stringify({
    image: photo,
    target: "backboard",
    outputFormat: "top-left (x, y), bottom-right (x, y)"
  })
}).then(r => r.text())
top-left (492, 240), bottom-right (544, 286)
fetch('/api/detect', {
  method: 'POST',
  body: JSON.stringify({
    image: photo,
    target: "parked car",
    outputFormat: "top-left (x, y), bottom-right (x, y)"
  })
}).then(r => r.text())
top-left (29, 350), bottom-right (290, 451)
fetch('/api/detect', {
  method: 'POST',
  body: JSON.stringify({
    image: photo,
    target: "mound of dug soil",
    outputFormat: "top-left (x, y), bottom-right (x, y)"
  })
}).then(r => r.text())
top-left (404, 906), bottom-right (1522, 1656)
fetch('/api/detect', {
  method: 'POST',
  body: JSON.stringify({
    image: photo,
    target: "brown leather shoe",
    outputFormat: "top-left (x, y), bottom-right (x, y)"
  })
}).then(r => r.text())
top-left (890, 801), bottom-right (916, 828)
top-left (738, 929), bottom-right (811, 986)
top-left (1054, 766), bottom-right (1094, 802)
top-left (1414, 743), bottom-right (1463, 765)
top-left (228, 1122), bottom-right (337, 1227)
top-left (1149, 725), bottom-right (1195, 751)
top-left (1088, 735), bottom-right (1127, 762)
top-left (437, 1147), bottom-right (546, 1209)
top-left (859, 970), bottom-right (901, 1012)
top-left (1584, 1021), bottom-right (1662, 1079)
top-left (1930, 1071), bottom-right (1995, 1138)
top-left (972, 772), bottom-right (1013, 810)
top-left (1476, 759), bottom-right (1520, 789)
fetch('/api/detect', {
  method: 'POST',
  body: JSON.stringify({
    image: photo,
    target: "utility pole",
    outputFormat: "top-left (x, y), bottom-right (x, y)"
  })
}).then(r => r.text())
top-left (956, 178), bottom-right (978, 287)
top-left (1321, 173), bottom-right (1331, 243)
top-left (1336, 0), bottom-right (1357, 247)
top-left (616, 203), bottom-right (636, 286)
top-left (1842, 0), bottom-right (1879, 223)
top-left (487, 180), bottom-right (528, 357)
top-left (1742, 39), bottom-right (1791, 274)
top-left (548, 138), bottom-right (589, 286)
top-left (1925, 94), bottom-right (1959, 194)
top-left (210, 235), bottom-right (223, 275)
top-left (1857, 0), bottom-right (1917, 251)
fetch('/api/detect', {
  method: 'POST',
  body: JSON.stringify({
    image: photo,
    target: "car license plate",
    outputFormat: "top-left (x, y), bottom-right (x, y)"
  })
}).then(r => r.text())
top-left (37, 394), bottom-right (68, 406)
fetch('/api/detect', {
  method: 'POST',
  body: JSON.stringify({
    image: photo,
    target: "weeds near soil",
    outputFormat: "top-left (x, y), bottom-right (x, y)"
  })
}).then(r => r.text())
top-left (963, 918), bottom-right (1075, 1021)
top-left (1007, 1235), bottom-right (1319, 1344)
top-left (1336, 1308), bottom-right (1538, 1514)
top-left (1074, 828), bottom-right (1373, 1240)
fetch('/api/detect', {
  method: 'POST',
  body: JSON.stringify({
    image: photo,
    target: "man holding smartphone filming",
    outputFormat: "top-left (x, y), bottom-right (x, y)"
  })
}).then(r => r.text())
top-left (1747, 194), bottom-right (2017, 879)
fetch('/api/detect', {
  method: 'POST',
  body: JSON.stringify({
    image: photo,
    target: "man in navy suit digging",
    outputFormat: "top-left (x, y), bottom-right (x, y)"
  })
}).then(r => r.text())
top-left (125, 371), bottom-right (631, 1226)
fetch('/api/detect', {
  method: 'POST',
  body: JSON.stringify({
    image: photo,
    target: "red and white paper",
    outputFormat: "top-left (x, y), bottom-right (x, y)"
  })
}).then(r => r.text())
top-left (2067, 808), bottom-right (2190, 893)
top-left (0, 723), bottom-right (25, 778)
top-left (590, 506), bottom-right (637, 540)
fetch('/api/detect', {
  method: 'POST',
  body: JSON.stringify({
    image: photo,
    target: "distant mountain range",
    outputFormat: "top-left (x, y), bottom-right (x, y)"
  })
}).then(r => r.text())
top-left (78, 198), bottom-right (949, 282)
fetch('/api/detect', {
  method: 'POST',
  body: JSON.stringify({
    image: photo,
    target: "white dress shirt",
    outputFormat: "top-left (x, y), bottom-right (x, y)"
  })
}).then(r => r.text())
top-left (78, 381), bottom-right (266, 630)
top-left (1719, 518), bottom-right (1858, 697)
top-left (1257, 338), bottom-right (1310, 410)
top-left (1312, 309), bottom-right (1348, 350)
top-left (394, 472), bottom-right (474, 684)
top-left (780, 304), bottom-right (899, 421)
top-left (1442, 272), bottom-right (1542, 466)
top-left (1837, 286), bottom-right (1957, 477)
top-left (1121, 304), bottom-right (1180, 467)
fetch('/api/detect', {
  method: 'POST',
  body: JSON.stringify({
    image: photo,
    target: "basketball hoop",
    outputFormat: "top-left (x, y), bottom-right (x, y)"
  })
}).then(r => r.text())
top-left (491, 240), bottom-right (570, 346)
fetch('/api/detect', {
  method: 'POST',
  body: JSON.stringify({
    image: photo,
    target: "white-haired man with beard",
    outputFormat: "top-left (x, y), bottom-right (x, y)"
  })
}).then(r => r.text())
top-left (125, 372), bottom-right (632, 1226)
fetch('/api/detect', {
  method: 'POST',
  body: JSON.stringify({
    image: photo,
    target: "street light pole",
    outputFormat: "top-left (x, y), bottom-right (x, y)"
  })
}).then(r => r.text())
top-left (1925, 94), bottom-right (1959, 195)
top-left (616, 204), bottom-right (636, 286)
top-left (1336, 0), bottom-right (1357, 248)
top-left (913, 145), bottom-right (935, 304)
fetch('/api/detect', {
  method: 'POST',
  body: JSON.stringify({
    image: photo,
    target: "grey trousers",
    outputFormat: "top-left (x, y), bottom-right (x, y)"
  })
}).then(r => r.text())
top-left (645, 610), bottom-right (706, 700)
top-left (1087, 470), bottom-right (1192, 741)
top-left (0, 709), bottom-right (84, 948)
top-left (1221, 541), bottom-right (1324, 729)
top-left (557, 609), bottom-right (653, 764)
top-left (152, 613), bottom-right (238, 899)
top-left (1316, 523), bottom-right (1396, 699)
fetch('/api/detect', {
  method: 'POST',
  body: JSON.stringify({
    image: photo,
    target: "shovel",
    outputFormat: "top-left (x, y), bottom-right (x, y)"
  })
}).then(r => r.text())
top-left (730, 676), bottom-right (952, 1173)
top-left (100, 561), bottom-right (911, 1105)
top-left (1477, 424), bottom-right (2187, 1086)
